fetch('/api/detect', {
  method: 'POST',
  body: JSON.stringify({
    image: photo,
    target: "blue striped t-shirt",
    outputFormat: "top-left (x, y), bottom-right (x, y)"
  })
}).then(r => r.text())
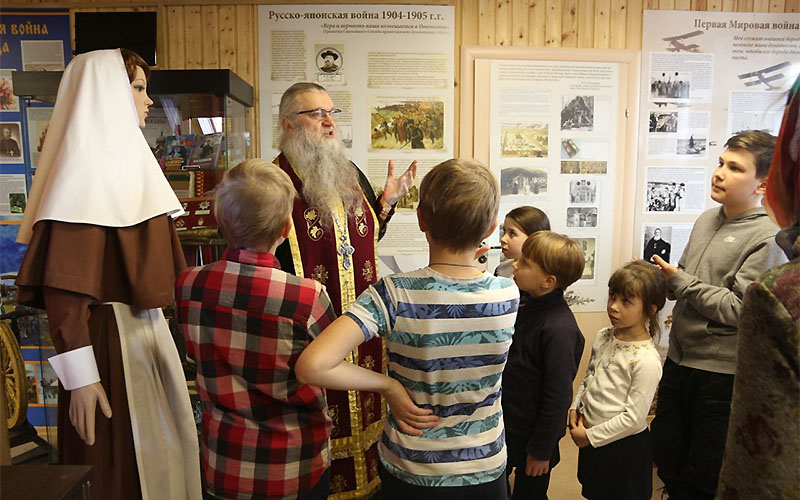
top-left (345, 267), bottom-right (519, 487)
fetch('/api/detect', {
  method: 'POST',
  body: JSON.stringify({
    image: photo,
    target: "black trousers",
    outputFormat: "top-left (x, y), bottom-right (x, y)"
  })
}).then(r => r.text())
top-left (378, 462), bottom-right (507, 500)
top-left (577, 429), bottom-right (653, 500)
top-left (504, 435), bottom-right (553, 500)
top-left (651, 359), bottom-right (734, 500)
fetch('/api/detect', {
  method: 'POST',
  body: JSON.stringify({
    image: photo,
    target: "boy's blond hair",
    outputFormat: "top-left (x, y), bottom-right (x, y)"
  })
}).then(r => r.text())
top-left (418, 158), bottom-right (499, 251)
top-left (214, 159), bottom-right (297, 249)
top-left (521, 231), bottom-right (585, 289)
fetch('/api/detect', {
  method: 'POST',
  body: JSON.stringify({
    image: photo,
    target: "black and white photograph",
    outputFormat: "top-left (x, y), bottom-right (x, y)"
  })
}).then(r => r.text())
top-left (649, 111), bottom-right (678, 133)
top-left (560, 160), bottom-right (607, 175)
top-left (676, 134), bottom-right (707, 155)
top-left (500, 167), bottom-right (547, 197)
top-left (568, 178), bottom-right (598, 204)
top-left (650, 71), bottom-right (690, 99)
top-left (0, 122), bottom-right (24, 163)
top-left (567, 207), bottom-right (598, 228)
top-left (646, 181), bottom-right (686, 212)
top-left (575, 237), bottom-right (596, 280)
top-left (561, 95), bottom-right (594, 131)
top-left (317, 47), bottom-right (342, 73)
top-left (500, 123), bottom-right (549, 157)
top-left (642, 225), bottom-right (672, 264)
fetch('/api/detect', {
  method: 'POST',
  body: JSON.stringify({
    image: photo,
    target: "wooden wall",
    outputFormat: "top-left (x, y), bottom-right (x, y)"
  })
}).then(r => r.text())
top-left (6, 0), bottom-right (798, 156)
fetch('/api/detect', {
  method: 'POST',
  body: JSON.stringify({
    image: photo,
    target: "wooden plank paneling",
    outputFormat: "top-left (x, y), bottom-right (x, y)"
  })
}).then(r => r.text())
top-left (511, 0), bottom-right (530, 45)
top-left (184, 6), bottom-right (202, 69)
top-left (528, 0), bottom-right (546, 47)
top-left (217, 5), bottom-right (236, 70)
top-left (692, 0), bottom-right (708, 9)
top-left (561, 0), bottom-right (578, 47)
top-left (235, 5), bottom-right (254, 84)
top-left (594, 0), bottom-right (611, 48)
top-left (659, 0), bottom-right (675, 8)
top-left (626, 0), bottom-right (643, 49)
top-left (578, 0), bottom-right (595, 48)
top-left (496, 0), bottom-right (513, 46)
top-left (737, 0), bottom-right (756, 9)
top-left (675, 0), bottom-right (692, 9)
top-left (461, 0), bottom-right (480, 46)
top-left (201, 5), bottom-right (219, 69)
top-left (545, 0), bottom-right (562, 46)
top-left (478, 0), bottom-right (497, 45)
top-left (609, 0), bottom-right (627, 49)
top-left (754, 0), bottom-right (770, 9)
top-left (787, 0), bottom-right (799, 11)
top-left (769, 0), bottom-right (786, 10)
top-left (166, 6), bottom-right (185, 69)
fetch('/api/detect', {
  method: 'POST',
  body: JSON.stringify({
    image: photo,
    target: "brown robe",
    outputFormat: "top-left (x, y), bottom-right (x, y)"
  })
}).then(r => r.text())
top-left (15, 215), bottom-right (187, 500)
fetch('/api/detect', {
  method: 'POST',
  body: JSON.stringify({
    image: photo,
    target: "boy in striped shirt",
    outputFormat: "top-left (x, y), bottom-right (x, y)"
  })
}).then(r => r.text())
top-left (296, 158), bottom-right (519, 499)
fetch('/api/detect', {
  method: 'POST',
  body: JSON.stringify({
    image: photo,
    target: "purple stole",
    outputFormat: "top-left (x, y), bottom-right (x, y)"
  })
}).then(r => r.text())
top-left (276, 153), bottom-right (386, 498)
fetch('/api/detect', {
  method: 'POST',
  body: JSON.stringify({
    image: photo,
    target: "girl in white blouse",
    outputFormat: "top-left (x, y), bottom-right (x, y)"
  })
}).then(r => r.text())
top-left (569, 260), bottom-right (667, 500)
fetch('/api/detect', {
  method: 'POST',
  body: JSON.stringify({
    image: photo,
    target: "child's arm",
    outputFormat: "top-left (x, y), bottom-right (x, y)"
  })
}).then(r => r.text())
top-left (652, 237), bottom-right (784, 327)
top-left (581, 357), bottom-right (661, 448)
top-left (295, 315), bottom-right (438, 436)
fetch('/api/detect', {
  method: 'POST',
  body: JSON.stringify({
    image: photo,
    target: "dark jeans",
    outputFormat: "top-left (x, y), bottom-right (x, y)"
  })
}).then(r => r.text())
top-left (651, 359), bottom-right (734, 500)
top-left (504, 436), bottom-right (552, 499)
top-left (378, 462), bottom-right (507, 500)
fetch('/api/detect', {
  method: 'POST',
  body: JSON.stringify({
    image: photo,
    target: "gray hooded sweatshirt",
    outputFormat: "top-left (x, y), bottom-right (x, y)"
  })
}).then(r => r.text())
top-left (667, 206), bottom-right (786, 374)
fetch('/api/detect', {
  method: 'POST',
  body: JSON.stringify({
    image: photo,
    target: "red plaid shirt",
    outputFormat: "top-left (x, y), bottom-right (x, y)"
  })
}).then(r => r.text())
top-left (176, 248), bottom-right (335, 499)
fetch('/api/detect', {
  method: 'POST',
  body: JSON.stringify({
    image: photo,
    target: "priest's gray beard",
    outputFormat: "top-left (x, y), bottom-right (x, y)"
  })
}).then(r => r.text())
top-left (280, 126), bottom-right (363, 226)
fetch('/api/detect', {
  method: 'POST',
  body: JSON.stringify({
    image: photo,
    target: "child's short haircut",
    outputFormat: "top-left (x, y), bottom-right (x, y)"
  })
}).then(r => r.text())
top-left (724, 130), bottom-right (777, 179)
top-left (521, 231), bottom-right (585, 289)
top-left (608, 260), bottom-right (667, 339)
top-left (506, 206), bottom-right (550, 235)
top-left (214, 159), bottom-right (297, 249)
top-left (418, 158), bottom-right (499, 251)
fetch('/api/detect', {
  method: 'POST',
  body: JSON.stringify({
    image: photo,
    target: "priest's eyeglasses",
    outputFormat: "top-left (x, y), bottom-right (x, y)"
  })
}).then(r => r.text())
top-left (295, 108), bottom-right (342, 120)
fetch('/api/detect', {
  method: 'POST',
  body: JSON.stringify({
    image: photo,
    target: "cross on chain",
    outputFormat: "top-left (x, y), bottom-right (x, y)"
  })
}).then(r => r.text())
top-left (338, 236), bottom-right (356, 270)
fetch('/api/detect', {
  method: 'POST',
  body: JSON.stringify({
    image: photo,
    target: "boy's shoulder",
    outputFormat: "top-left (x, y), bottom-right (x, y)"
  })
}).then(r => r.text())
top-left (384, 267), bottom-right (516, 293)
top-left (178, 259), bottom-right (323, 295)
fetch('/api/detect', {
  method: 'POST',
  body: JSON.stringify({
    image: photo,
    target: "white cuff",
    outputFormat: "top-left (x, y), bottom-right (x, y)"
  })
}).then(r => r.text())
top-left (48, 346), bottom-right (101, 390)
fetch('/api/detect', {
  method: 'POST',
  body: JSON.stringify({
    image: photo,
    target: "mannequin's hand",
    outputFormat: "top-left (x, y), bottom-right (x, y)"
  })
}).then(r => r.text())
top-left (69, 382), bottom-right (112, 445)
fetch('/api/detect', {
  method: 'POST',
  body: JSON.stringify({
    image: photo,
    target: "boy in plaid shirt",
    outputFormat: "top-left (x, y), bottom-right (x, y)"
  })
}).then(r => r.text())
top-left (176, 159), bottom-right (336, 500)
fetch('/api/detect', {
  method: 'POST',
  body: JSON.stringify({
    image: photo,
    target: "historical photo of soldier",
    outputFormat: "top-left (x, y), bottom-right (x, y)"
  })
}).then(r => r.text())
top-left (561, 95), bottom-right (594, 131)
top-left (676, 134), bottom-right (707, 155)
top-left (646, 181), bottom-right (686, 212)
top-left (317, 47), bottom-right (342, 73)
top-left (643, 225), bottom-right (672, 264)
top-left (575, 237), bottom-right (596, 280)
top-left (0, 122), bottom-right (23, 162)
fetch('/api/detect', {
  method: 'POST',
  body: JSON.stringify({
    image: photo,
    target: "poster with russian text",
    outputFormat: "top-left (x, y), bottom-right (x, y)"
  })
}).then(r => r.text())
top-left (489, 60), bottom-right (621, 312)
top-left (636, 10), bottom-right (800, 349)
top-left (258, 5), bottom-right (455, 273)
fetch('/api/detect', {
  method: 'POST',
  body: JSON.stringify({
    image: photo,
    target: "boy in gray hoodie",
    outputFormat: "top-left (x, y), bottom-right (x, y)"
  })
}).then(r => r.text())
top-left (649, 130), bottom-right (787, 500)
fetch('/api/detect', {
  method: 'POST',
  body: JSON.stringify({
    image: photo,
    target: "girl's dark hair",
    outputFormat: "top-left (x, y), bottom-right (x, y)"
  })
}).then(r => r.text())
top-left (506, 206), bottom-right (550, 236)
top-left (608, 260), bottom-right (667, 340)
top-left (120, 49), bottom-right (150, 83)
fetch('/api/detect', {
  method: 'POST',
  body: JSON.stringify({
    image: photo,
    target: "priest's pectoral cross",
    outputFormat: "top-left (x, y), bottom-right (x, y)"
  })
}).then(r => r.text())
top-left (338, 238), bottom-right (355, 270)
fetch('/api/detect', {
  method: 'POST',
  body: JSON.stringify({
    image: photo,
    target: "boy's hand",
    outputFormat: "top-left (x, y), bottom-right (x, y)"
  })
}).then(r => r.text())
top-left (525, 455), bottom-right (550, 477)
top-left (568, 409), bottom-right (579, 429)
top-left (569, 418), bottom-right (591, 448)
top-left (652, 255), bottom-right (678, 279)
top-left (384, 378), bottom-right (438, 436)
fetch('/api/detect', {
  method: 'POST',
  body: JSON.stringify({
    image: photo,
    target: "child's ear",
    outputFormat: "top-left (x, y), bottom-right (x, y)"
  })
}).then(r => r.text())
top-left (544, 274), bottom-right (558, 290)
top-left (416, 209), bottom-right (427, 232)
top-left (280, 218), bottom-right (293, 239)
top-left (754, 176), bottom-right (767, 196)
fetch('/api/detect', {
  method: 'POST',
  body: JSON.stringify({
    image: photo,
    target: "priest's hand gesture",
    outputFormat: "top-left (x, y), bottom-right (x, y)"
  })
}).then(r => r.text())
top-left (382, 160), bottom-right (418, 206)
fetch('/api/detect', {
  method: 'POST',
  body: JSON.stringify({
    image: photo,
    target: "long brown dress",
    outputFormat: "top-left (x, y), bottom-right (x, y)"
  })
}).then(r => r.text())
top-left (15, 214), bottom-right (191, 500)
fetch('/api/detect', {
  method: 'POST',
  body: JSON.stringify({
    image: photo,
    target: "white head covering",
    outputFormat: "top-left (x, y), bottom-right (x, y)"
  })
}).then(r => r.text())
top-left (17, 49), bottom-right (182, 244)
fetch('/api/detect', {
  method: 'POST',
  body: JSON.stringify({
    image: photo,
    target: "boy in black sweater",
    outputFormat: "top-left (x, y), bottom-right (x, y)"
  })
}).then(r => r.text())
top-left (503, 231), bottom-right (586, 499)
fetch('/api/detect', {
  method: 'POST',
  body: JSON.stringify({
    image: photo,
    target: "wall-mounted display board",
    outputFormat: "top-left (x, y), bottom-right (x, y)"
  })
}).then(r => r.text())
top-left (461, 47), bottom-right (640, 316)
top-left (258, 4), bottom-right (455, 275)
top-left (634, 10), bottom-right (800, 344)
